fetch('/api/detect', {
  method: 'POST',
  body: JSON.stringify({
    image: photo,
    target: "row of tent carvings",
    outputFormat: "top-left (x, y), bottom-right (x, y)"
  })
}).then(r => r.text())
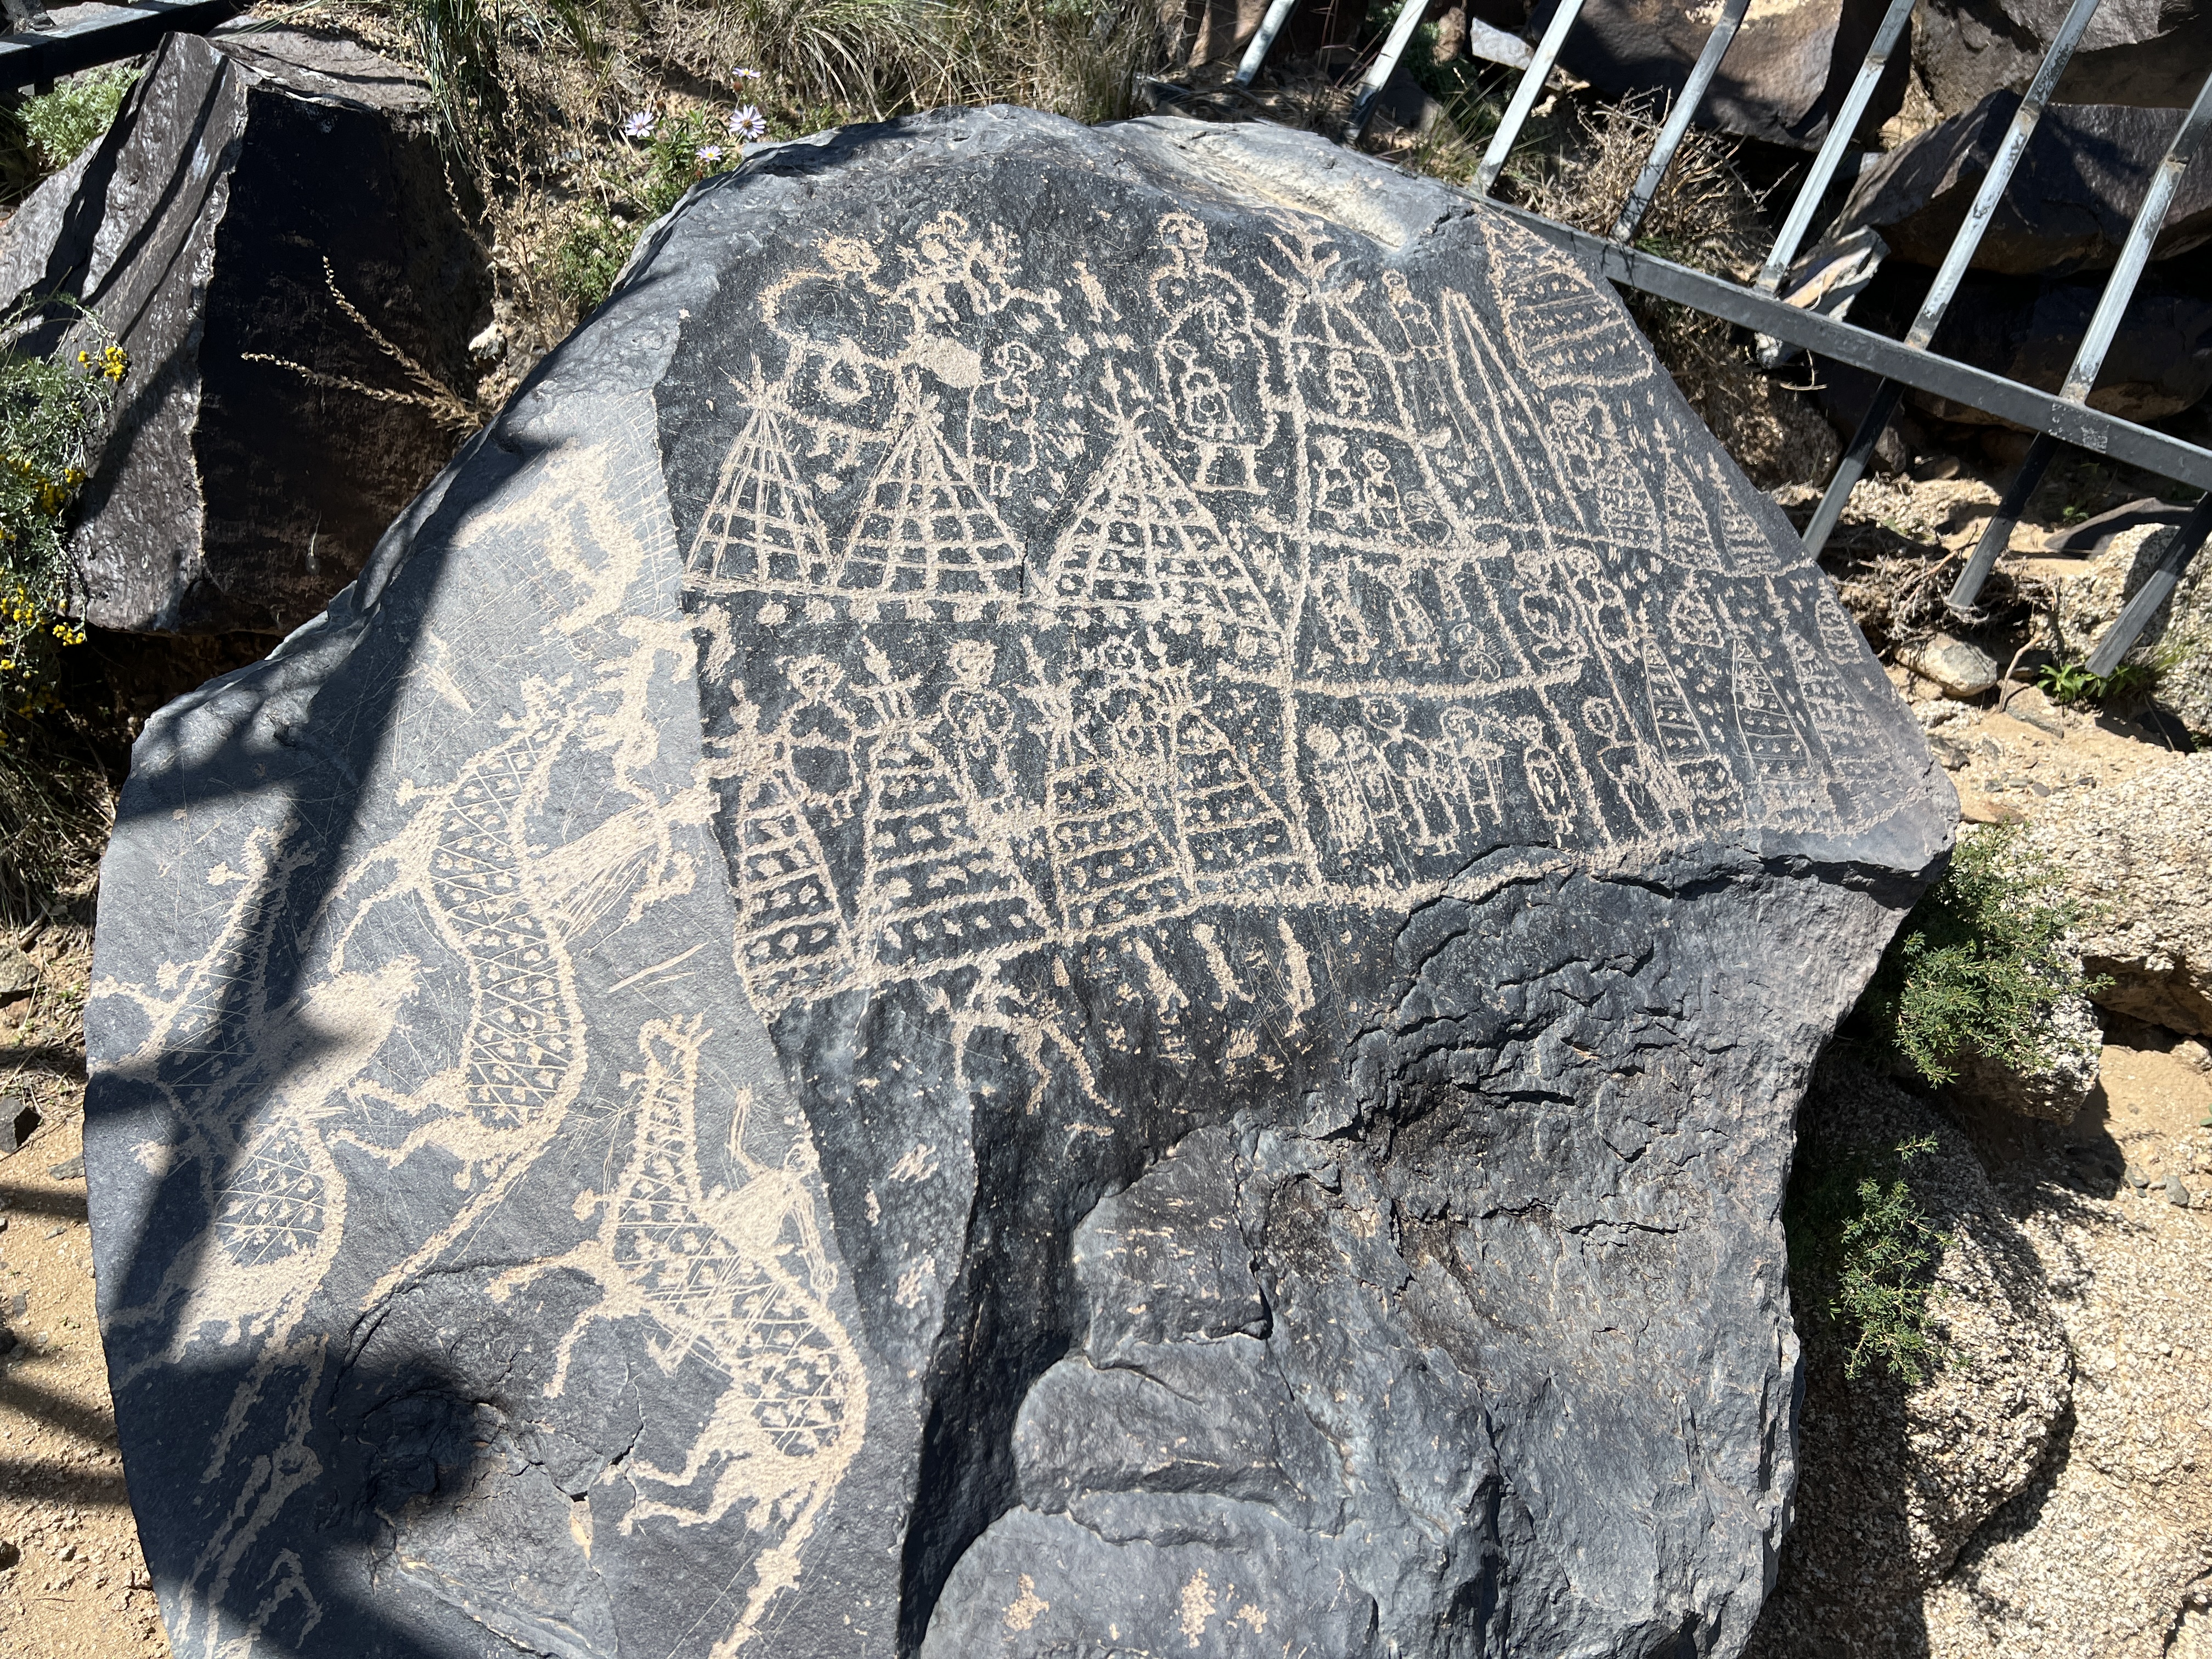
top-left (1195, 0), bottom-right (2212, 680)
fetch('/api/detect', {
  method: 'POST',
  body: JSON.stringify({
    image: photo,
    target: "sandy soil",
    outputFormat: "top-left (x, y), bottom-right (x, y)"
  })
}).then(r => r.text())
top-left (0, 927), bottom-right (170, 1658)
top-left (1921, 1032), bottom-right (2212, 1659)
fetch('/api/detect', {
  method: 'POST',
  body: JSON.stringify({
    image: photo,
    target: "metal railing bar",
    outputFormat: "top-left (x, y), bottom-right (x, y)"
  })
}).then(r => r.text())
top-left (1948, 432), bottom-right (2059, 611)
top-left (2085, 493), bottom-right (2212, 676)
top-left (1486, 201), bottom-right (2212, 490)
top-left (1904, 0), bottom-right (2106, 353)
top-left (1343, 0), bottom-right (1431, 143)
top-left (1232, 0), bottom-right (1299, 88)
top-left (0, 0), bottom-right (236, 88)
top-left (1753, 0), bottom-right (1916, 294)
top-left (1798, 381), bottom-right (1902, 554)
top-left (1609, 0), bottom-right (1751, 245)
top-left (1946, 62), bottom-right (2212, 611)
top-left (1799, 0), bottom-right (2108, 557)
top-left (0, 0), bottom-right (237, 88)
top-left (2061, 67), bottom-right (2212, 404)
top-left (1475, 0), bottom-right (1587, 198)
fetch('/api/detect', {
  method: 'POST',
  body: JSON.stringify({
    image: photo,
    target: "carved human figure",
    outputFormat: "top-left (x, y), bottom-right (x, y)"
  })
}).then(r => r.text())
top-left (1339, 721), bottom-right (1412, 874)
top-left (1438, 706), bottom-right (1507, 831)
top-left (973, 341), bottom-right (1043, 498)
top-left (1149, 215), bottom-right (1272, 492)
top-left (1583, 697), bottom-right (1666, 838)
top-left (1363, 697), bottom-right (1456, 854)
top-left (1517, 588), bottom-right (1585, 670)
top-left (1314, 569), bottom-right (1378, 668)
top-left (781, 655), bottom-right (862, 819)
top-left (940, 638), bottom-right (1023, 827)
top-left (1516, 715), bottom-right (1578, 839)
top-left (1367, 555), bottom-right (1443, 668)
top-left (1303, 724), bottom-right (1378, 858)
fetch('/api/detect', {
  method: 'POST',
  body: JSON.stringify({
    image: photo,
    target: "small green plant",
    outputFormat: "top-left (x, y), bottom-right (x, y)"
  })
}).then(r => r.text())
top-left (0, 298), bottom-right (125, 736)
top-left (12, 63), bottom-right (138, 177)
top-left (2038, 657), bottom-right (2157, 707)
top-left (555, 212), bottom-right (633, 313)
top-left (557, 103), bottom-right (757, 312)
top-left (634, 106), bottom-right (747, 217)
top-left (1788, 1133), bottom-right (1953, 1385)
top-left (1857, 825), bottom-right (2104, 1088)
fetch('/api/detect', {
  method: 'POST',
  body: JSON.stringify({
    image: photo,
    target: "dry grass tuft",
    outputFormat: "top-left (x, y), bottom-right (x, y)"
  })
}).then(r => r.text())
top-left (0, 731), bottom-right (111, 928)
top-left (287, 0), bottom-right (1171, 394)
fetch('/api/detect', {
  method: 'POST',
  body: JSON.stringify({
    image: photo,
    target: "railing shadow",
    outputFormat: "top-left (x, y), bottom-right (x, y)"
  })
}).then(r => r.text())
top-left (81, 340), bottom-right (538, 1651)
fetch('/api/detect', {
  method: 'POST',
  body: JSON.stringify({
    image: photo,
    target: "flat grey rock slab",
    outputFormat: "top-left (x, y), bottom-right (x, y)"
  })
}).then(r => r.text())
top-left (1899, 633), bottom-right (2000, 698)
top-left (85, 108), bottom-right (1953, 1659)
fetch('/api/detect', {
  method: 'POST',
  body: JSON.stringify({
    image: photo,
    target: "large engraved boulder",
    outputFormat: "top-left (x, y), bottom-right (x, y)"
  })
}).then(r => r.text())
top-left (85, 109), bottom-right (1953, 1658)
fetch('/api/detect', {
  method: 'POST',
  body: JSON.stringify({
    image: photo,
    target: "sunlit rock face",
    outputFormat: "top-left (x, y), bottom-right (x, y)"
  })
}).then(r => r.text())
top-left (84, 108), bottom-right (1951, 1659)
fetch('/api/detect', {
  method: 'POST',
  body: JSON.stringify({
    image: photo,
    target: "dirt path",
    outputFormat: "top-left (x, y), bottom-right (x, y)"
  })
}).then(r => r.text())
top-left (0, 928), bottom-right (169, 1657)
top-left (1924, 1034), bottom-right (2212, 1659)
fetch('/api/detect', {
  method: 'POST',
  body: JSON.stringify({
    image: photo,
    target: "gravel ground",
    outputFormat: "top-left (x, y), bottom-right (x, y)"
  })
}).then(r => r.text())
top-left (1923, 1048), bottom-right (2212, 1659)
top-left (0, 928), bottom-right (171, 1658)
top-left (1756, 1030), bottom-right (2212, 1659)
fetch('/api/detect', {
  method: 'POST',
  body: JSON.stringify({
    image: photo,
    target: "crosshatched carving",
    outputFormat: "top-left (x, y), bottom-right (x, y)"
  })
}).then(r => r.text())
top-left (675, 205), bottom-right (1894, 1037)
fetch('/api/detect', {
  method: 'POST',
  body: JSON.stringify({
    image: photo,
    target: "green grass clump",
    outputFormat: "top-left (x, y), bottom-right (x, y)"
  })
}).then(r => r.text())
top-left (15, 64), bottom-right (138, 175)
top-left (2036, 656), bottom-right (2159, 708)
top-left (1786, 1133), bottom-right (1951, 1385)
top-left (1857, 825), bottom-right (2103, 1088)
top-left (555, 107), bottom-right (748, 312)
top-left (0, 300), bottom-right (126, 735)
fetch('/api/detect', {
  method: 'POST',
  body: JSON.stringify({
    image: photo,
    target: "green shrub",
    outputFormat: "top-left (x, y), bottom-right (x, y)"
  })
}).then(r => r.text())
top-left (1857, 825), bottom-right (2103, 1088)
top-left (555, 212), bottom-right (631, 312)
top-left (556, 106), bottom-right (748, 312)
top-left (2037, 657), bottom-right (2158, 707)
top-left (1786, 1133), bottom-right (1951, 1385)
top-left (0, 300), bottom-right (126, 735)
top-left (14, 64), bottom-right (138, 176)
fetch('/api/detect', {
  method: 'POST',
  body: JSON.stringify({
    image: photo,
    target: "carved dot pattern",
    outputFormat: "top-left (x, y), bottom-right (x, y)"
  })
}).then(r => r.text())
top-left (213, 1136), bottom-right (324, 1266)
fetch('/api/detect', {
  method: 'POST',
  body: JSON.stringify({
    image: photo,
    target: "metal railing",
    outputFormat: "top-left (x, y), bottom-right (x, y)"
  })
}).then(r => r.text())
top-left (1243, 0), bottom-right (2212, 681)
top-left (0, 0), bottom-right (235, 95)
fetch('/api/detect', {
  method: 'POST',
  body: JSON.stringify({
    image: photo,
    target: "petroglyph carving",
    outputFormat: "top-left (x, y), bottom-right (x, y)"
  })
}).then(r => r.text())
top-left (496, 1016), bottom-right (865, 1655)
top-left (90, 134), bottom-right (1925, 1659)
top-left (675, 208), bottom-right (1901, 1034)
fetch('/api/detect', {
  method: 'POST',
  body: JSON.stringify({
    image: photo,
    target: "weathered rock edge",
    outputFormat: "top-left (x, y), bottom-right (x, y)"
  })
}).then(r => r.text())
top-left (85, 108), bottom-right (1954, 1659)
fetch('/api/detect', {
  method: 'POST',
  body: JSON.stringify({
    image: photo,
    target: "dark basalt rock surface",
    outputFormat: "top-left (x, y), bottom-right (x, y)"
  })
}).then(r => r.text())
top-left (1526, 0), bottom-right (1909, 150)
top-left (86, 109), bottom-right (1952, 1658)
top-left (1914, 0), bottom-right (2212, 117)
top-left (1905, 269), bottom-right (2212, 426)
top-left (0, 25), bottom-right (488, 634)
top-left (1831, 93), bottom-right (2212, 278)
